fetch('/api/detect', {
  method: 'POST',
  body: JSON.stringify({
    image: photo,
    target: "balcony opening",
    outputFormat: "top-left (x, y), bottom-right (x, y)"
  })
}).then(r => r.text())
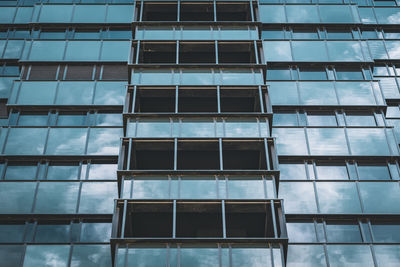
top-left (218, 43), bottom-right (256, 64)
top-left (177, 140), bottom-right (220, 170)
top-left (27, 65), bottom-right (58, 80)
top-left (216, 3), bottom-right (252, 21)
top-left (225, 203), bottom-right (274, 238)
top-left (139, 43), bottom-right (176, 64)
top-left (125, 203), bottom-right (173, 237)
top-left (223, 140), bottom-right (267, 170)
top-left (180, 2), bottom-right (214, 21)
top-left (65, 65), bottom-right (94, 80)
top-left (130, 140), bottom-right (174, 170)
top-left (178, 88), bottom-right (217, 112)
top-left (176, 203), bottom-right (222, 237)
top-left (142, 3), bottom-right (178, 21)
top-left (179, 43), bottom-right (215, 64)
top-left (134, 88), bottom-right (175, 113)
top-left (220, 88), bottom-right (262, 112)
top-left (102, 65), bottom-right (128, 80)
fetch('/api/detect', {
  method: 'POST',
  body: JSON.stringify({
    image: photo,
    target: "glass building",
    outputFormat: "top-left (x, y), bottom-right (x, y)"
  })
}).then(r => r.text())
top-left (0, 0), bottom-right (399, 266)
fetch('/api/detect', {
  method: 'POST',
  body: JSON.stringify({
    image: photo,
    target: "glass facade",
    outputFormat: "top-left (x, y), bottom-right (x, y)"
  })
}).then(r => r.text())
top-left (0, 0), bottom-right (399, 266)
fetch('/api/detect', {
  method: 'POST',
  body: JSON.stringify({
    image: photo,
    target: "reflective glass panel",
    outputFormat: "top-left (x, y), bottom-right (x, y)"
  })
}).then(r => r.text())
top-left (316, 182), bottom-right (362, 213)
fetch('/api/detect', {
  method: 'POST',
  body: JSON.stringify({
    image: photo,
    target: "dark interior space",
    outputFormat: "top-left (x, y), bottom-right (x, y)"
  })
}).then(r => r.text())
top-left (223, 140), bottom-right (267, 170)
top-left (134, 88), bottom-right (175, 112)
top-left (180, 2), bottom-right (214, 21)
top-left (142, 3), bottom-right (178, 21)
top-left (65, 64), bottom-right (94, 80)
top-left (216, 3), bottom-right (252, 21)
top-left (179, 43), bottom-right (215, 64)
top-left (176, 203), bottom-right (222, 237)
top-left (177, 140), bottom-right (220, 170)
top-left (130, 140), bottom-right (174, 169)
top-left (27, 65), bottom-right (59, 80)
top-left (139, 42), bottom-right (176, 63)
top-left (125, 203), bottom-right (173, 237)
top-left (218, 43), bottom-right (256, 63)
top-left (220, 88), bottom-right (261, 112)
top-left (178, 88), bottom-right (218, 112)
top-left (225, 203), bottom-right (274, 237)
top-left (102, 65), bottom-right (128, 80)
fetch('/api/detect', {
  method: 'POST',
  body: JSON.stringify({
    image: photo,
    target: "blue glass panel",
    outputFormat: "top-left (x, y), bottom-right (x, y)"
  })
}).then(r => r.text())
top-left (87, 128), bottom-right (122, 155)
top-left (38, 5), bottom-right (73, 23)
top-left (23, 245), bottom-right (70, 267)
top-left (3, 40), bottom-right (24, 59)
top-left (347, 129), bottom-right (390, 156)
top-left (268, 82), bottom-right (299, 105)
top-left (359, 7), bottom-right (377, 24)
top-left (227, 177), bottom-right (265, 199)
top-left (65, 41), bottom-right (101, 61)
top-left (106, 5), bottom-right (134, 23)
top-left (287, 5), bottom-right (319, 23)
top-left (327, 41), bottom-right (364, 62)
top-left (55, 82), bottom-right (95, 105)
top-left (16, 81), bottom-right (57, 105)
top-left (336, 82), bottom-right (376, 105)
top-left (319, 5), bottom-right (354, 23)
top-left (327, 245), bottom-right (374, 267)
top-left (181, 247), bottom-right (219, 266)
top-left (316, 182), bottom-right (362, 213)
top-left (263, 41), bottom-right (292, 61)
top-left (259, 5), bottom-right (286, 23)
top-left (35, 224), bottom-right (70, 243)
top-left (0, 7), bottom-right (16, 23)
top-left (0, 224), bottom-right (25, 242)
top-left (46, 128), bottom-right (88, 155)
top-left (81, 223), bottom-right (111, 242)
top-left (29, 41), bottom-right (65, 61)
top-left (287, 245), bottom-right (326, 267)
top-left (0, 245), bottom-right (24, 267)
top-left (279, 182), bottom-right (317, 213)
top-left (298, 82), bottom-right (338, 105)
top-left (307, 128), bottom-right (348, 155)
top-left (375, 7), bottom-right (400, 24)
top-left (73, 5), bottom-right (106, 23)
top-left (326, 223), bottom-right (362, 242)
top-left (273, 128), bottom-right (308, 155)
top-left (93, 82), bottom-right (126, 105)
top-left (181, 177), bottom-right (217, 199)
top-left (5, 128), bottom-right (47, 155)
top-left (287, 223), bottom-right (317, 242)
top-left (374, 245), bottom-right (400, 266)
top-left (359, 182), bottom-right (400, 213)
top-left (386, 41), bottom-right (400, 60)
top-left (79, 182), bottom-right (117, 213)
top-left (125, 248), bottom-right (167, 267)
top-left (101, 41), bottom-right (130, 61)
top-left (34, 182), bottom-right (79, 214)
top-left (372, 224), bottom-right (400, 242)
top-left (5, 165), bottom-right (37, 180)
top-left (71, 245), bottom-right (112, 267)
top-left (231, 248), bottom-right (273, 266)
top-left (131, 177), bottom-right (170, 199)
top-left (0, 182), bottom-right (36, 213)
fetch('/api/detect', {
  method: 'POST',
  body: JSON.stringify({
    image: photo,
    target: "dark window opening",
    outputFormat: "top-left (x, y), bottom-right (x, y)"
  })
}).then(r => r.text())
top-left (178, 88), bottom-right (217, 112)
top-left (220, 88), bottom-right (262, 112)
top-left (28, 65), bottom-right (58, 80)
top-left (216, 3), bottom-right (252, 21)
top-left (102, 65), bottom-right (128, 80)
top-left (142, 3), bottom-right (178, 21)
top-left (130, 141), bottom-right (174, 170)
top-left (125, 203), bottom-right (173, 237)
top-left (134, 88), bottom-right (175, 113)
top-left (0, 100), bottom-right (7, 118)
top-left (225, 203), bottom-right (275, 238)
top-left (218, 43), bottom-right (256, 63)
top-left (179, 43), bottom-right (215, 64)
top-left (65, 65), bottom-right (94, 80)
top-left (177, 140), bottom-right (220, 170)
top-left (139, 43), bottom-right (176, 64)
top-left (180, 3), bottom-right (214, 21)
top-left (223, 140), bottom-right (267, 170)
top-left (176, 203), bottom-right (222, 237)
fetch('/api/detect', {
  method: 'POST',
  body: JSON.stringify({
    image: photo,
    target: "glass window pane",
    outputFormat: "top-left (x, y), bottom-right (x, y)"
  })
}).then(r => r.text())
top-left (320, 5), bottom-right (354, 23)
top-left (279, 182), bottom-right (317, 213)
top-left (227, 177), bottom-right (265, 199)
top-left (65, 41), bottom-right (100, 61)
top-left (326, 223), bottom-right (362, 242)
top-left (268, 82), bottom-right (299, 105)
top-left (347, 128), bottom-right (390, 156)
top-left (273, 113), bottom-right (298, 126)
top-left (88, 163), bottom-right (117, 180)
top-left (0, 224), bottom-right (25, 242)
top-left (180, 247), bottom-right (218, 266)
top-left (0, 245), bottom-right (24, 267)
top-left (180, 177), bottom-right (217, 199)
top-left (292, 41), bottom-right (328, 61)
top-left (23, 245), bottom-right (70, 267)
top-left (47, 164), bottom-right (80, 180)
top-left (46, 128), bottom-right (87, 155)
top-left (259, 5), bottom-right (286, 23)
top-left (38, 5), bottom-right (73, 23)
top-left (231, 247), bottom-right (273, 266)
top-left (73, 5), bottom-right (106, 23)
top-left (125, 248), bottom-right (167, 267)
top-left (299, 82), bottom-right (338, 105)
top-left (307, 128), bottom-right (348, 155)
top-left (87, 128), bottom-right (122, 155)
top-left (326, 245), bottom-right (374, 267)
top-left (316, 164), bottom-right (348, 180)
top-left (358, 165), bottom-right (390, 180)
top-left (96, 114), bottom-right (122, 126)
top-left (106, 5), bottom-right (134, 23)
top-left (134, 119), bottom-right (171, 137)
top-left (5, 128), bottom-right (47, 155)
top-left (101, 41), bottom-right (130, 61)
top-left (71, 245), bottom-right (112, 267)
top-left (371, 224), bottom-right (400, 242)
top-left (35, 224), bottom-right (70, 243)
top-left (5, 165), bottom-right (37, 180)
top-left (55, 82), bottom-right (94, 105)
top-left (181, 69), bottom-right (213, 85)
top-left (93, 82), bottom-right (126, 105)
top-left (29, 41), bottom-right (65, 61)
top-left (273, 128), bottom-right (308, 155)
top-left (263, 41), bottom-right (292, 61)
top-left (335, 69), bottom-right (364, 80)
top-left (359, 182), bottom-right (400, 213)
top-left (34, 182), bottom-right (79, 213)
top-left (182, 27), bottom-right (212, 40)
top-left (132, 177), bottom-right (169, 199)
top-left (327, 41), bottom-right (364, 61)
top-left (16, 81), bottom-right (57, 105)
top-left (287, 245), bottom-right (327, 267)
top-left (307, 114), bottom-right (337, 126)
top-left (374, 245), bottom-right (400, 267)
top-left (287, 5), bottom-right (319, 23)
top-left (79, 182), bottom-right (117, 214)
top-left (224, 118), bottom-right (260, 137)
top-left (287, 223), bottom-right (317, 242)
top-left (180, 118), bottom-right (215, 138)
top-left (81, 223), bottom-right (111, 242)
top-left (18, 114), bottom-right (49, 126)
top-left (316, 182), bottom-right (362, 213)
top-left (280, 163), bottom-right (307, 180)
top-left (0, 182), bottom-right (36, 213)
top-left (346, 114), bottom-right (376, 126)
